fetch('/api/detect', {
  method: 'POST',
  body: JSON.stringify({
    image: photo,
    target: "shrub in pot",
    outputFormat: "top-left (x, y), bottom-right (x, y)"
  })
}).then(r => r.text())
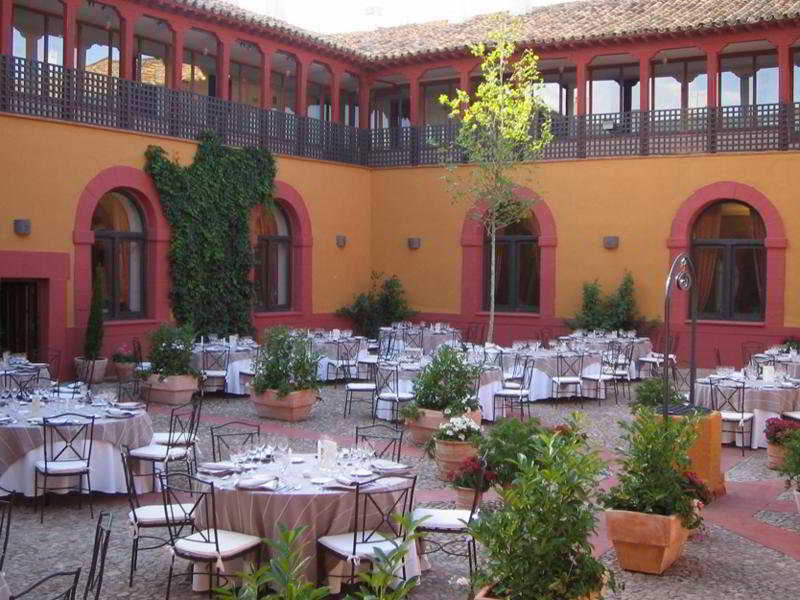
top-left (477, 418), bottom-right (547, 488)
top-left (765, 418), bottom-right (800, 470)
top-left (777, 429), bottom-right (800, 513)
top-left (451, 456), bottom-right (497, 509)
top-left (400, 346), bottom-right (481, 444)
top-left (111, 343), bottom-right (137, 381)
top-left (600, 407), bottom-right (710, 574)
top-left (144, 324), bottom-right (198, 405)
top-left (74, 265), bottom-right (108, 383)
top-left (250, 326), bottom-right (321, 422)
top-left (432, 415), bottom-right (482, 481)
top-left (470, 415), bottom-right (615, 600)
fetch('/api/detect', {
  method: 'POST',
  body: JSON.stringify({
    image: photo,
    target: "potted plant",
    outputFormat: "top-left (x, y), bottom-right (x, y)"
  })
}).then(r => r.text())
top-left (250, 326), bottom-right (321, 422)
top-left (601, 407), bottom-right (710, 574)
top-left (400, 346), bottom-right (481, 445)
top-left (451, 456), bottom-right (496, 509)
top-left (431, 415), bottom-right (482, 481)
top-left (765, 418), bottom-right (800, 469)
top-left (74, 265), bottom-right (108, 383)
top-left (477, 418), bottom-right (546, 488)
top-left (111, 343), bottom-right (137, 381)
top-left (778, 430), bottom-right (800, 513)
top-left (144, 323), bottom-right (199, 405)
top-left (470, 416), bottom-right (615, 599)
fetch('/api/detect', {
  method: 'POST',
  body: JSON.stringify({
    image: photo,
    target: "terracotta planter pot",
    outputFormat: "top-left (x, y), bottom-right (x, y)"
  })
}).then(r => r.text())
top-left (794, 489), bottom-right (800, 514)
top-left (251, 388), bottom-right (315, 422)
top-left (405, 409), bottom-right (481, 445)
top-left (146, 374), bottom-right (198, 405)
top-left (453, 486), bottom-right (480, 509)
top-left (73, 357), bottom-right (108, 383)
top-left (434, 439), bottom-right (477, 481)
top-left (113, 361), bottom-right (136, 381)
top-left (605, 509), bottom-right (690, 574)
top-left (672, 410), bottom-right (725, 497)
top-left (767, 442), bottom-right (787, 470)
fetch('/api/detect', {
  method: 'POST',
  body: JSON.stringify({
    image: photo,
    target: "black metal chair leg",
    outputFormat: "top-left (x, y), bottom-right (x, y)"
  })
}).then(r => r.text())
top-left (129, 535), bottom-right (138, 587)
top-left (86, 472), bottom-right (94, 518)
top-left (165, 552), bottom-right (175, 600)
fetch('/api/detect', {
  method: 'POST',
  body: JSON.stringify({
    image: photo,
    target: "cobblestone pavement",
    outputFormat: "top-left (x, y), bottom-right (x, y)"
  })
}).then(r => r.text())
top-left (2, 382), bottom-right (799, 599)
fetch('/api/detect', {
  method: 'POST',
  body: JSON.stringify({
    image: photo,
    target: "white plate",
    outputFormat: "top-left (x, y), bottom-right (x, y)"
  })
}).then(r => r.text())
top-left (310, 477), bottom-right (333, 485)
top-left (351, 468), bottom-right (373, 477)
top-left (290, 456), bottom-right (305, 464)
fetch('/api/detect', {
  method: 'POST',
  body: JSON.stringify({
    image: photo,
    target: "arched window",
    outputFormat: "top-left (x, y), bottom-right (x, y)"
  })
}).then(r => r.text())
top-left (91, 190), bottom-right (146, 319)
top-left (484, 217), bottom-right (540, 312)
top-left (254, 206), bottom-right (291, 311)
top-left (691, 201), bottom-right (766, 321)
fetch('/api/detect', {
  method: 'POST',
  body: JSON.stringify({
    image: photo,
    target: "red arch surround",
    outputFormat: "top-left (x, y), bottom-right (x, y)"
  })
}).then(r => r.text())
top-left (252, 180), bottom-right (313, 327)
top-left (460, 186), bottom-right (558, 343)
top-left (667, 181), bottom-right (787, 364)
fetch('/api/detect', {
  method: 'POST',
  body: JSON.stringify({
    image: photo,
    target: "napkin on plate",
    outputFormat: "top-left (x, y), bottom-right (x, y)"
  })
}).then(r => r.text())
top-left (0, 415), bottom-right (13, 425)
top-left (371, 459), bottom-right (409, 472)
top-left (236, 476), bottom-right (279, 490)
top-left (105, 408), bottom-right (136, 418)
top-left (117, 402), bottom-right (144, 410)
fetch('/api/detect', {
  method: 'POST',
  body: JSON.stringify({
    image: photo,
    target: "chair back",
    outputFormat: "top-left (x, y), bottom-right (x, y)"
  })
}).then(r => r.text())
top-left (355, 424), bottom-right (404, 463)
top-left (203, 347), bottom-right (230, 372)
top-left (210, 421), bottom-right (261, 462)
top-left (116, 377), bottom-right (142, 404)
top-left (375, 363), bottom-right (401, 396)
top-left (711, 378), bottom-right (746, 414)
top-left (0, 498), bottom-right (11, 572)
top-left (41, 414), bottom-right (95, 472)
top-left (402, 329), bottom-right (423, 350)
top-left (76, 360), bottom-right (96, 389)
top-left (9, 370), bottom-right (39, 400)
top-left (377, 330), bottom-right (395, 360)
top-left (556, 353), bottom-right (584, 379)
top-left (160, 473), bottom-right (219, 558)
top-left (132, 338), bottom-right (145, 368)
top-left (82, 511), bottom-right (112, 600)
top-left (539, 328), bottom-right (554, 345)
top-left (9, 570), bottom-right (81, 600)
top-left (119, 448), bottom-right (141, 513)
top-left (336, 338), bottom-right (361, 373)
top-left (518, 356), bottom-right (535, 390)
top-left (47, 350), bottom-right (62, 383)
top-left (353, 475), bottom-right (417, 550)
top-left (671, 362), bottom-right (691, 392)
top-left (740, 341), bottom-right (765, 368)
top-left (163, 398), bottom-right (202, 447)
top-left (714, 347), bottom-right (724, 368)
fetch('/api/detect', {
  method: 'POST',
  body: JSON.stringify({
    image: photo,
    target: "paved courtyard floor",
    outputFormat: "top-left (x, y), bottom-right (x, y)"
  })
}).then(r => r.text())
top-left (4, 383), bottom-right (800, 599)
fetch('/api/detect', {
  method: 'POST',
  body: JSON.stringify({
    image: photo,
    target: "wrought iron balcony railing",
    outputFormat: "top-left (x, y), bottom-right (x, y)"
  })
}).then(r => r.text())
top-left (2, 55), bottom-right (799, 168)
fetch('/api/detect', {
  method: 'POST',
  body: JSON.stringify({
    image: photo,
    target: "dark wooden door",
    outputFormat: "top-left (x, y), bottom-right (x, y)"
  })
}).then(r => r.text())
top-left (0, 279), bottom-right (40, 359)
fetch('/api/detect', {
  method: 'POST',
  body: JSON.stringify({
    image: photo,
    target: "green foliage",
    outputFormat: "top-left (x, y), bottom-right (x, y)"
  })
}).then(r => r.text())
top-left (214, 524), bottom-right (330, 600)
top-left (83, 265), bottom-right (105, 359)
top-left (469, 417), bottom-right (612, 600)
top-left (569, 272), bottom-right (655, 333)
top-left (634, 378), bottom-right (685, 409)
top-left (251, 326), bottom-right (321, 397)
top-left (601, 407), bottom-right (705, 529)
top-left (477, 418), bottom-right (547, 486)
top-left (147, 323), bottom-right (197, 379)
top-left (438, 21), bottom-right (552, 343)
top-left (343, 515), bottom-right (421, 600)
top-left (782, 338), bottom-right (800, 351)
top-left (402, 347), bottom-right (479, 418)
top-left (778, 430), bottom-right (800, 492)
top-left (336, 272), bottom-right (415, 338)
top-left (145, 133), bottom-right (277, 336)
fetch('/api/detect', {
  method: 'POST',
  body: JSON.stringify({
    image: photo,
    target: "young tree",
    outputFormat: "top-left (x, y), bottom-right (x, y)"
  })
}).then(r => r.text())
top-left (439, 22), bottom-right (552, 343)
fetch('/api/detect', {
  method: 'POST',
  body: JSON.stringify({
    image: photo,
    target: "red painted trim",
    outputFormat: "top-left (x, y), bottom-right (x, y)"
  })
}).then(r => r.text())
top-left (0, 0), bottom-right (12, 56)
top-left (668, 181), bottom-right (787, 366)
top-left (459, 186), bottom-right (557, 343)
top-left (0, 251), bottom-right (69, 362)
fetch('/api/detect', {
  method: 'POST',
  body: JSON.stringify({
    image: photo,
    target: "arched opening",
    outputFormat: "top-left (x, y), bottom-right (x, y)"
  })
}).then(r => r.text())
top-left (307, 61), bottom-right (332, 120)
top-left (91, 190), bottom-right (146, 319)
top-left (230, 39), bottom-right (262, 107)
top-left (484, 217), bottom-right (541, 312)
top-left (691, 200), bottom-right (766, 321)
top-left (254, 205), bottom-right (291, 311)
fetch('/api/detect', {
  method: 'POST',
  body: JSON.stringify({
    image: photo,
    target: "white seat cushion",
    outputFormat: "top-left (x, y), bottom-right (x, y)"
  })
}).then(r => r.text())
top-left (501, 381), bottom-right (521, 389)
top-left (552, 376), bottom-right (581, 385)
top-left (152, 432), bottom-right (197, 446)
top-left (35, 459), bottom-right (89, 474)
top-left (720, 411), bottom-right (754, 422)
top-left (318, 531), bottom-right (403, 559)
top-left (203, 370), bottom-right (227, 378)
top-left (346, 382), bottom-right (376, 391)
top-left (329, 360), bottom-right (356, 367)
top-left (494, 388), bottom-right (529, 397)
top-left (582, 374), bottom-right (615, 381)
top-left (412, 507), bottom-right (472, 531)
top-left (175, 529), bottom-right (261, 559)
top-left (638, 356), bottom-right (661, 364)
top-left (129, 444), bottom-right (188, 461)
top-left (130, 503), bottom-right (195, 526)
top-left (782, 411), bottom-right (800, 420)
top-left (378, 392), bottom-right (414, 401)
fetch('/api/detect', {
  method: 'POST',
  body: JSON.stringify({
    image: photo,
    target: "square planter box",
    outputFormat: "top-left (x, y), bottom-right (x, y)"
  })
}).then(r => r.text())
top-left (605, 510), bottom-right (690, 574)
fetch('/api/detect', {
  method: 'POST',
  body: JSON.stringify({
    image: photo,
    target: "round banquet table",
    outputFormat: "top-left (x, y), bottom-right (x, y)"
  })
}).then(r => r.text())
top-left (193, 455), bottom-right (420, 591)
top-left (694, 377), bottom-right (800, 448)
top-left (0, 400), bottom-right (153, 496)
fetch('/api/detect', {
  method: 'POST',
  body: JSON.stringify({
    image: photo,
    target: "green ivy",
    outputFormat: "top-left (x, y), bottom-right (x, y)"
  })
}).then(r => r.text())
top-left (144, 133), bottom-right (277, 336)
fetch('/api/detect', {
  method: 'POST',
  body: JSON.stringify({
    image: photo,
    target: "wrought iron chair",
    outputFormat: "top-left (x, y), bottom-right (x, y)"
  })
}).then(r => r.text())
top-left (317, 475), bottom-right (417, 592)
top-left (8, 369), bottom-right (39, 401)
top-left (402, 328), bottom-right (423, 350)
top-left (160, 472), bottom-right (261, 600)
top-left (201, 347), bottom-right (230, 395)
top-left (9, 570), bottom-right (81, 600)
top-left (374, 363), bottom-right (414, 423)
top-left (35, 413), bottom-right (96, 523)
top-left (741, 341), bottom-right (765, 369)
top-left (344, 363), bottom-right (377, 418)
top-left (492, 356), bottom-right (535, 420)
top-left (210, 421), bottom-right (261, 462)
top-left (132, 337), bottom-right (152, 374)
top-left (54, 359), bottom-right (95, 399)
top-left (671, 361), bottom-right (692, 396)
top-left (326, 338), bottom-right (361, 381)
top-left (539, 328), bottom-right (554, 346)
top-left (711, 378), bottom-right (752, 456)
top-left (46, 349), bottom-right (62, 384)
top-left (551, 353), bottom-right (585, 400)
top-left (715, 346), bottom-right (724, 368)
top-left (355, 423), bottom-right (404, 463)
top-left (116, 375), bottom-right (145, 407)
top-left (82, 511), bottom-right (113, 600)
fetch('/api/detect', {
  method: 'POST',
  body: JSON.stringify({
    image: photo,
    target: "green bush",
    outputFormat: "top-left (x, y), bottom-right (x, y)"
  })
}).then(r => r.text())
top-left (470, 418), bottom-right (613, 600)
top-left (568, 272), bottom-right (659, 333)
top-left (778, 430), bottom-right (800, 492)
top-left (83, 265), bottom-right (106, 360)
top-left (251, 326), bottom-right (321, 397)
top-left (402, 346), bottom-right (480, 419)
top-left (147, 323), bottom-right (196, 379)
top-left (601, 407), bottom-right (706, 529)
top-left (478, 418), bottom-right (546, 486)
top-left (634, 378), bottom-right (685, 409)
top-left (336, 272), bottom-right (415, 338)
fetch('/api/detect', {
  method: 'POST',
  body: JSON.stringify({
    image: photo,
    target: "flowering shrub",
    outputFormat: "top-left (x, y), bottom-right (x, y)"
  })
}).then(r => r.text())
top-left (111, 343), bottom-right (136, 363)
top-left (432, 416), bottom-right (482, 443)
top-left (764, 417), bottom-right (800, 445)
top-left (146, 324), bottom-right (198, 379)
top-left (451, 456), bottom-right (497, 491)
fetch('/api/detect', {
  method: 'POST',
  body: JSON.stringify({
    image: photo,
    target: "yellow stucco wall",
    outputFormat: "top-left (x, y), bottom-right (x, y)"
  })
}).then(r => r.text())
top-left (370, 152), bottom-right (800, 327)
top-left (0, 113), bottom-right (372, 325)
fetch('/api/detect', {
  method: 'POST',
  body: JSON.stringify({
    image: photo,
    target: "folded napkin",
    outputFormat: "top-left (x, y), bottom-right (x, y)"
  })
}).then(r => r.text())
top-left (0, 416), bottom-right (13, 425)
top-left (117, 402), bottom-right (144, 410)
top-left (236, 475), bottom-right (279, 490)
top-left (105, 408), bottom-right (135, 418)
top-left (198, 462), bottom-right (237, 472)
top-left (371, 459), bottom-right (409, 472)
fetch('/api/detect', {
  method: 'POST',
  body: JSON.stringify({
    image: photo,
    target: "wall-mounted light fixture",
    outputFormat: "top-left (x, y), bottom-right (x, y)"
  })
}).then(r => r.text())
top-left (335, 234), bottom-right (346, 248)
top-left (13, 219), bottom-right (31, 236)
top-left (603, 236), bottom-right (619, 250)
top-left (407, 237), bottom-right (421, 250)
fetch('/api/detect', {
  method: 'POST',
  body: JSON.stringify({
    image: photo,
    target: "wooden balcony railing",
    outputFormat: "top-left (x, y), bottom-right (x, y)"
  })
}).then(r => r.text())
top-left (2, 55), bottom-right (799, 168)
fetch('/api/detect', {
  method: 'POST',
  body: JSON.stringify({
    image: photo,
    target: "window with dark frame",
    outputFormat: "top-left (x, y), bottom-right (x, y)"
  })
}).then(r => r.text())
top-left (254, 206), bottom-right (292, 311)
top-left (690, 201), bottom-right (766, 322)
top-left (483, 218), bottom-right (540, 313)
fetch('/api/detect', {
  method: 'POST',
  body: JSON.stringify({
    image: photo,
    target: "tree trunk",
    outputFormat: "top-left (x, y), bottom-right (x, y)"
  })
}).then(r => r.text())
top-left (487, 213), bottom-right (496, 344)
